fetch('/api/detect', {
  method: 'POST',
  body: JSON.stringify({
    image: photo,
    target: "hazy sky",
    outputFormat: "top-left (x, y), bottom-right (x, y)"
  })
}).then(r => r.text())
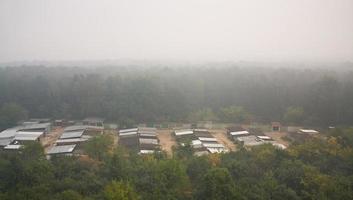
top-left (0, 0), bottom-right (352, 62)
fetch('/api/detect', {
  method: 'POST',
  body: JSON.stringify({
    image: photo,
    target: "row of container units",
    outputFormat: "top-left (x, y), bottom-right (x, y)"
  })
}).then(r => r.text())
top-left (174, 129), bottom-right (227, 156)
top-left (46, 125), bottom-right (103, 158)
top-left (0, 121), bottom-right (52, 150)
top-left (227, 126), bottom-right (286, 149)
top-left (118, 127), bottom-right (160, 154)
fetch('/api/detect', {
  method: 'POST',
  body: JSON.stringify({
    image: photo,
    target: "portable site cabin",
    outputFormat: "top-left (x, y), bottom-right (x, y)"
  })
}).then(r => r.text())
top-left (194, 129), bottom-right (213, 137)
top-left (235, 135), bottom-right (264, 146)
top-left (60, 130), bottom-right (84, 139)
top-left (0, 138), bottom-right (13, 148)
top-left (118, 128), bottom-right (139, 150)
top-left (139, 138), bottom-right (159, 145)
top-left (18, 122), bottom-right (52, 135)
top-left (46, 144), bottom-right (76, 159)
top-left (3, 144), bottom-right (22, 151)
top-left (0, 128), bottom-right (17, 148)
top-left (192, 140), bottom-right (203, 149)
top-left (298, 129), bottom-right (319, 135)
top-left (13, 131), bottom-right (44, 143)
top-left (257, 135), bottom-right (273, 141)
top-left (198, 137), bottom-right (218, 143)
top-left (174, 130), bottom-right (194, 137)
top-left (229, 130), bottom-right (250, 140)
top-left (55, 136), bottom-right (91, 146)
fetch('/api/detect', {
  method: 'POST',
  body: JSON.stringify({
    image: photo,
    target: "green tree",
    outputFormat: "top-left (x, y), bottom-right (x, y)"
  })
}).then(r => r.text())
top-left (104, 181), bottom-right (139, 200)
top-left (83, 134), bottom-right (114, 161)
top-left (284, 106), bottom-right (304, 125)
top-left (0, 103), bottom-right (28, 129)
top-left (188, 108), bottom-right (218, 122)
top-left (220, 106), bottom-right (250, 123)
top-left (195, 168), bottom-right (239, 200)
top-left (54, 190), bottom-right (84, 200)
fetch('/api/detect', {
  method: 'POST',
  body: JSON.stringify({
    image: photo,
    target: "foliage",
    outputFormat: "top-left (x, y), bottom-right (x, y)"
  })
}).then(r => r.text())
top-left (83, 134), bottom-right (114, 161)
top-left (0, 128), bottom-right (353, 199)
top-left (195, 168), bottom-right (239, 200)
top-left (188, 108), bottom-right (218, 122)
top-left (220, 106), bottom-right (250, 123)
top-left (0, 103), bottom-right (28, 130)
top-left (1, 66), bottom-right (353, 125)
top-left (284, 106), bottom-right (304, 125)
top-left (104, 181), bottom-right (139, 200)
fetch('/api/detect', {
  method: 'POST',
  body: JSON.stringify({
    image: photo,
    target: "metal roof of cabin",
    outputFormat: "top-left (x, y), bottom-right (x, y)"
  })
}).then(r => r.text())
top-left (60, 130), bottom-right (84, 139)
top-left (299, 129), bottom-right (319, 134)
top-left (119, 131), bottom-right (138, 137)
top-left (4, 144), bottom-right (22, 150)
top-left (56, 137), bottom-right (90, 144)
top-left (207, 147), bottom-right (227, 153)
top-left (198, 137), bottom-right (217, 142)
top-left (119, 128), bottom-right (138, 133)
top-left (174, 130), bottom-right (194, 136)
top-left (18, 123), bottom-right (51, 130)
top-left (139, 150), bottom-right (155, 154)
top-left (0, 138), bottom-right (13, 146)
top-left (139, 138), bottom-right (159, 145)
top-left (63, 125), bottom-right (88, 132)
top-left (257, 135), bottom-right (272, 140)
top-left (230, 131), bottom-right (249, 136)
top-left (14, 133), bottom-right (42, 141)
top-left (202, 143), bottom-right (224, 148)
top-left (47, 144), bottom-right (76, 154)
top-left (0, 128), bottom-right (18, 138)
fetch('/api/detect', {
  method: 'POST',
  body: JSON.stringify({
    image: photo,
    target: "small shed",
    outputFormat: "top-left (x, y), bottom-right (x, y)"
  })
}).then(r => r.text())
top-left (271, 122), bottom-right (281, 132)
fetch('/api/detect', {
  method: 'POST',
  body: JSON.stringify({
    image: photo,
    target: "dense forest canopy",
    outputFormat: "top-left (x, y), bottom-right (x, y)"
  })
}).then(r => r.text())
top-left (1, 63), bottom-right (353, 129)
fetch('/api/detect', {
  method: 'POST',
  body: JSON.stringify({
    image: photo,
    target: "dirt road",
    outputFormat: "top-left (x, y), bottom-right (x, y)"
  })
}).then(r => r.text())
top-left (211, 129), bottom-right (237, 151)
top-left (41, 127), bottom-right (64, 152)
top-left (157, 129), bottom-right (177, 156)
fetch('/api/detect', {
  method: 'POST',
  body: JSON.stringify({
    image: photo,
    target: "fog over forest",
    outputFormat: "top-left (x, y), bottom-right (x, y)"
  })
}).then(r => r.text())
top-left (1, 1), bottom-right (353, 200)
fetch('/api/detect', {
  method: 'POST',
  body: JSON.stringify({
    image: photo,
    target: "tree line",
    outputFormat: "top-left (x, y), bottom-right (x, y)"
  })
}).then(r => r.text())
top-left (1, 64), bottom-right (353, 130)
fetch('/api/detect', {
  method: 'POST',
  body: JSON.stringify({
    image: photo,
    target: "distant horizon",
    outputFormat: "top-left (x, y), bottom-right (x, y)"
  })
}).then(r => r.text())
top-left (1, 58), bottom-right (352, 66)
top-left (1, 0), bottom-right (352, 63)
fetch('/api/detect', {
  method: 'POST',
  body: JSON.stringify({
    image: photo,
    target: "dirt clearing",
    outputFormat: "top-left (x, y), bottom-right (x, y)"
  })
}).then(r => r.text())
top-left (42, 127), bottom-right (64, 152)
top-left (157, 129), bottom-right (177, 156)
top-left (264, 132), bottom-right (290, 147)
top-left (211, 129), bottom-right (237, 151)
